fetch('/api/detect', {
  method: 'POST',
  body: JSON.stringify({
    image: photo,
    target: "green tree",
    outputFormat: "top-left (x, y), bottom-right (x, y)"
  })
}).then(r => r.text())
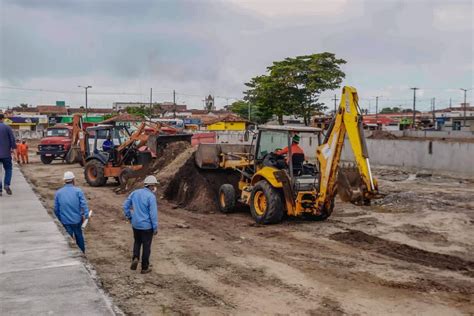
top-left (244, 52), bottom-right (346, 125)
top-left (125, 106), bottom-right (152, 118)
top-left (229, 99), bottom-right (270, 124)
top-left (380, 107), bottom-right (402, 114)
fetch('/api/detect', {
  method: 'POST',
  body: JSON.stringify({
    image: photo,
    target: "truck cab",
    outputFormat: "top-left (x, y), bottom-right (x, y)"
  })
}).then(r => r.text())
top-left (37, 126), bottom-right (73, 164)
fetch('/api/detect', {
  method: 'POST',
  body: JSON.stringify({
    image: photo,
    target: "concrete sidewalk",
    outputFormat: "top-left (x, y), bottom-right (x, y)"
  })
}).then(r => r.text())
top-left (0, 166), bottom-right (117, 315)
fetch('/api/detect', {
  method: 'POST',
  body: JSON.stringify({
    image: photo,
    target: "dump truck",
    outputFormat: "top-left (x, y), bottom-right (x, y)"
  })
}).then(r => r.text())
top-left (37, 125), bottom-right (74, 164)
top-left (195, 86), bottom-right (380, 224)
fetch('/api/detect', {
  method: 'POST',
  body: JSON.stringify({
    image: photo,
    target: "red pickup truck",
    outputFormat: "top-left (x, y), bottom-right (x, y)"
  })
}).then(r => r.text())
top-left (37, 125), bottom-right (73, 164)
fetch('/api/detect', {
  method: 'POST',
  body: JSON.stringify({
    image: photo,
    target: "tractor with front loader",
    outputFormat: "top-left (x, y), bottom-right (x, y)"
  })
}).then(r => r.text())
top-left (65, 115), bottom-right (192, 187)
top-left (195, 86), bottom-right (380, 224)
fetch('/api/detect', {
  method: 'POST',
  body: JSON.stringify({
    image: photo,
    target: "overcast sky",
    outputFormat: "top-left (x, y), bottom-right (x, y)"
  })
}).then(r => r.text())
top-left (0, 0), bottom-right (472, 112)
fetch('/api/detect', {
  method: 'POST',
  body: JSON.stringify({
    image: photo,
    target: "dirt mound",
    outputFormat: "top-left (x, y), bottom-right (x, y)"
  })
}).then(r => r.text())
top-left (164, 153), bottom-right (241, 212)
top-left (368, 130), bottom-right (398, 139)
top-left (117, 141), bottom-right (192, 193)
top-left (330, 230), bottom-right (474, 277)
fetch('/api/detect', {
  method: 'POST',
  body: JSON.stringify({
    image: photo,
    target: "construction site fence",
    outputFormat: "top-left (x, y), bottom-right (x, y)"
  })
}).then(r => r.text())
top-left (209, 131), bottom-right (474, 177)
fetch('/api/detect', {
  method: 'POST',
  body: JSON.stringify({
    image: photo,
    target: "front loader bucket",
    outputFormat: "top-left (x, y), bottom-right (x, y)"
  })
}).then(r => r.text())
top-left (147, 133), bottom-right (192, 155)
top-left (195, 143), bottom-right (253, 169)
top-left (337, 163), bottom-right (364, 204)
top-left (195, 143), bottom-right (221, 169)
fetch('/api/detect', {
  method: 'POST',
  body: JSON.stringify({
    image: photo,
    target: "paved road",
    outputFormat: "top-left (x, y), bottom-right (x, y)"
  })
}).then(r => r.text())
top-left (0, 166), bottom-right (117, 315)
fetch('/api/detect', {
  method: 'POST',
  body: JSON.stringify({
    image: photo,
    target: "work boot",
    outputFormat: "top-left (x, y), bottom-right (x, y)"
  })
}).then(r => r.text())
top-left (5, 187), bottom-right (12, 195)
top-left (130, 258), bottom-right (139, 270)
top-left (141, 267), bottom-right (152, 274)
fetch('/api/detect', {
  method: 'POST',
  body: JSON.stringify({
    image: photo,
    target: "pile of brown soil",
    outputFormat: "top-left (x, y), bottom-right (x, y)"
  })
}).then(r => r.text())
top-left (163, 153), bottom-right (241, 213)
top-left (368, 130), bottom-right (398, 139)
top-left (117, 141), bottom-right (192, 193)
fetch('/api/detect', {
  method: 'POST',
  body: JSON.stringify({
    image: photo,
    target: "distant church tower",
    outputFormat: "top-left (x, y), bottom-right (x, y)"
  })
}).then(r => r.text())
top-left (204, 94), bottom-right (215, 112)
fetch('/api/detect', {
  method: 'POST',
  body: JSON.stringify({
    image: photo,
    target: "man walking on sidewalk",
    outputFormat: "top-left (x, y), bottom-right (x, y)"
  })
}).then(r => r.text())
top-left (54, 171), bottom-right (90, 253)
top-left (0, 113), bottom-right (17, 196)
top-left (123, 175), bottom-right (159, 274)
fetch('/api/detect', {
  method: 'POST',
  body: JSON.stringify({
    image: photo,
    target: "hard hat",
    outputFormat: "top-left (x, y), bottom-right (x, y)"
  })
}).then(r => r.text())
top-left (292, 135), bottom-right (300, 143)
top-left (144, 175), bottom-right (158, 185)
top-left (63, 171), bottom-right (75, 181)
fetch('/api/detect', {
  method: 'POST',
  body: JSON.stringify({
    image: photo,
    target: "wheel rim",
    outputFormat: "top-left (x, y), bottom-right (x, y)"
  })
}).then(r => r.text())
top-left (87, 166), bottom-right (97, 180)
top-left (219, 192), bottom-right (226, 207)
top-left (253, 191), bottom-right (267, 216)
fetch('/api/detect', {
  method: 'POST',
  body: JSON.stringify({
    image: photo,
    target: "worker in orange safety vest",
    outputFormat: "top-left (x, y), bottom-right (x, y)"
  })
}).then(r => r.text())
top-left (18, 140), bottom-right (29, 164)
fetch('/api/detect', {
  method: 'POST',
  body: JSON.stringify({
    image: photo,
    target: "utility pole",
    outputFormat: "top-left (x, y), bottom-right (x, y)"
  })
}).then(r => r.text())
top-left (149, 88), bottom-right (153, 113)
top-left (332, 94), bottom-right (339, 115)
top-left (78, 85), bottom-right (92, 118)
top-left (410, 87), bottom-right (418, 129)
top-left (375, 96), bottom-right (382, 130)
top-left (460, 88), bottom-right (468, 127)
top-left (173, 89), bottom-right (176, 119)
top-left (432, 97), bottom-right (436, 129)
top-left (248, 103), bottom-right (251, 121)
top-left (449, 98), bottom-right (452, 108)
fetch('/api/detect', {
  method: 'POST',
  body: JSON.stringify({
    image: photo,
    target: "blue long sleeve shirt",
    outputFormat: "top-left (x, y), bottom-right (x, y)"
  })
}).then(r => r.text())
top-left (123, 188), bottom-right (158, 231)
top-left (0, 122), bottom-right (16, 159)
top-left (102, 139), bottom-right (114, 151)
top-left (54, 184), bottom-right (90, 225)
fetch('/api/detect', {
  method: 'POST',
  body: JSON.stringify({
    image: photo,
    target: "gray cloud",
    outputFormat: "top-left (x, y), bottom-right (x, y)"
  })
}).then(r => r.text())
top-left (0, 0), bottom-right (472, 109)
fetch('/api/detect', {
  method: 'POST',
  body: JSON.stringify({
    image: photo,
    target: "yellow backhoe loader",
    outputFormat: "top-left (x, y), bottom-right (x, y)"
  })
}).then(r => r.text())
top-left (195, 86), bottom-right (380, 224)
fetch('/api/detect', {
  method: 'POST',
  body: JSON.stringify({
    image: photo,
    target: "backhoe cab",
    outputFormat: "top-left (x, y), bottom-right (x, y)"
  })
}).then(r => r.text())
top-left (195, 86), bottom-right (380, 224)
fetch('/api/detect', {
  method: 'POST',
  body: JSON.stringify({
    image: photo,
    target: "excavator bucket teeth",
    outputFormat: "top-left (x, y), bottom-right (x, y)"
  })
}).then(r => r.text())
top-left (337, 166), bottom-right (363, 203)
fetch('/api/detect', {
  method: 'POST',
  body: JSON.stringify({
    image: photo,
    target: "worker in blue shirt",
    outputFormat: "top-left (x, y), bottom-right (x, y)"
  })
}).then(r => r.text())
top-left (0, 113), bottom-right (17, 196)
top-left (123, 175), bottom-right (159, 274)
top-left (54, 171), bottom-right (90, 253)
top-left (102, 135), bottom-right (114, 152)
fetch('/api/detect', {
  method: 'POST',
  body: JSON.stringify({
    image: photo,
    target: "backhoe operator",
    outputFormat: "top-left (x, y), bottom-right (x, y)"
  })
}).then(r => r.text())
top-left (102, 135), bottom-right (114, 152)
top-left (275, 134), bottom-right (305, 161)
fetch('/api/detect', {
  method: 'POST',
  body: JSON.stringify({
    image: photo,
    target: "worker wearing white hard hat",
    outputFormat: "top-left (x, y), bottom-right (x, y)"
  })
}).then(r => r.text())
top-left (123, 174), bottom-right (159, 274)
top-left (54, 171), bottom-right (90, 252)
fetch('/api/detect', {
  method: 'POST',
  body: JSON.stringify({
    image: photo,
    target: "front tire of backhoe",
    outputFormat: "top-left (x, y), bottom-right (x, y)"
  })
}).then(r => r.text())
top-left (218, 184), bottom-right (236, 213)
top-left (84, 160), bottom-right (107, 187)
top-left (250, 180), bottom-right (284, 224)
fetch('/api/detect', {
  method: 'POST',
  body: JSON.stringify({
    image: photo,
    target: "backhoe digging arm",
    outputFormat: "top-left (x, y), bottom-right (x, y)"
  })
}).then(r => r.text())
top-left (316, 86), bottom-right (378, 209)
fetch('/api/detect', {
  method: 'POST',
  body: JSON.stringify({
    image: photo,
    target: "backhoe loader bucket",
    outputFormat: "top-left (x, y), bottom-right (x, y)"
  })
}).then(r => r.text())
top-left (337, 163), bottom-right (364, 204)
top-left (147, 133), bottom-right (192, 155)
top-left (195, 143), bottom-right (253, 169)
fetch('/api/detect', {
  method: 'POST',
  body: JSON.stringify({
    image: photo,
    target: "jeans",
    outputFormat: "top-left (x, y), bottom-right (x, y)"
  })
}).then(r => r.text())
top-left (133, 228), bottom-right (154, 269)
top-left (0, 157), bottom-right (13, 190)
top-left (63, 223), bottom-right (85, 253)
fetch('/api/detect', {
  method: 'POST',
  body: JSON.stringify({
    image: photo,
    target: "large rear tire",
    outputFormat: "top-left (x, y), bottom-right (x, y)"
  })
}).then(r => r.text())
top-left (250, 180), bottom-right (284, 224)
top-left (40, 155), bottom-right (54, 164)
top-left (84, 160), bottom-right (107, 187)
top-left (218, 184), bottom-right (236, 213)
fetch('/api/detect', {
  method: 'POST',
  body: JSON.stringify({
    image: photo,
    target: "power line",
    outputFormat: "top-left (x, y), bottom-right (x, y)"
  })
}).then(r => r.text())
top-left (0, 86), bottom-right (144, 96)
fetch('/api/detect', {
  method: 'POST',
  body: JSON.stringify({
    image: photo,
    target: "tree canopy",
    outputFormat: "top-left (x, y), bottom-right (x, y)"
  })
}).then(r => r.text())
top-left (241, 52), bottom-right (346, 125)
top-left (125, 105), bottom-right (152, 118)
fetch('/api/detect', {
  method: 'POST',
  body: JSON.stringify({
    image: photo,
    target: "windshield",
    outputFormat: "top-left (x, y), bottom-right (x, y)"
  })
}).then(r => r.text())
top-left (46, 128), bottom-right (69, 137)
top-left (257, 130), bottom-right (288, 159)
top-left (95, 127), bottom-right (129, 144)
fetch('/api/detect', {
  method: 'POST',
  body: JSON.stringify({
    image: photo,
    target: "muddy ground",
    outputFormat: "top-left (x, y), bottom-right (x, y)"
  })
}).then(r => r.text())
top-left (19, 142), bottom-right (474, 315)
